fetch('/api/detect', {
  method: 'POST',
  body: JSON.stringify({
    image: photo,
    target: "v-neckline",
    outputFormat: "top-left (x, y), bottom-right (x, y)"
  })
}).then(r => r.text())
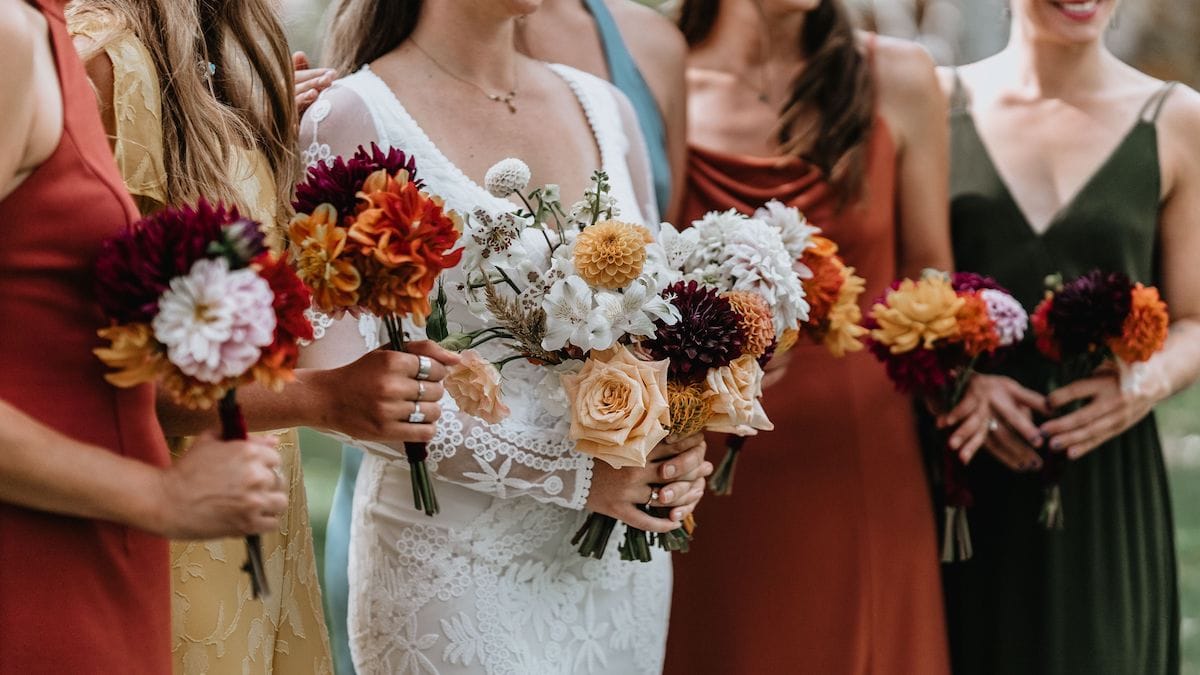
top-left (960, 110), bottom-right (1149, 239)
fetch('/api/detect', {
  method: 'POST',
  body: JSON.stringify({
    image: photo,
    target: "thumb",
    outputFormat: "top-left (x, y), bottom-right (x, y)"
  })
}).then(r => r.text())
top-left (292, 51), bottom-right (309, 71)
top-left (407, 339), bottom-right (462, 366)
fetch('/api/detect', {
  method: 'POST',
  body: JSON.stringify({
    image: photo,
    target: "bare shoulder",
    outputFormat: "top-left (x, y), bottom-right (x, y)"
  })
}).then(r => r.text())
top-left (1155, 81), bottom-right (1200, 138)
top-left (0, 1), bottom-right (38, 73)
top-left (606, 0), bottom-right (687, 72)
top-left (868, 34), bottom-right (940, 104)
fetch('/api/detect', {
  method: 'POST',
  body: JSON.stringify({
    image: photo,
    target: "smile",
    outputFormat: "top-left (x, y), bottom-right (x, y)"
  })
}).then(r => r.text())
top-left (1052, 0), bottom-right (1101, 21)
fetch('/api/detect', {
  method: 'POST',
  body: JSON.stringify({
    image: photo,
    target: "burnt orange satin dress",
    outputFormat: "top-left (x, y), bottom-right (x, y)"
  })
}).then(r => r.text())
top-left (664, 121), bottom-right (950, 674)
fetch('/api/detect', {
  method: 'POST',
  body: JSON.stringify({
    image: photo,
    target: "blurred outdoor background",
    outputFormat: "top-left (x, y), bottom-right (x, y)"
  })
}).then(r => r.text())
top-left (278, 0), bottom-right (1200, 670)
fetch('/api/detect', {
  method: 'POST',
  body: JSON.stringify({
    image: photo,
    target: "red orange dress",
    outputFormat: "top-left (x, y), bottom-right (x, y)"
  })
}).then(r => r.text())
top-left (0, 1), bottom-right (171, 673)
top-left (664, 120), bottom-right (950, 674)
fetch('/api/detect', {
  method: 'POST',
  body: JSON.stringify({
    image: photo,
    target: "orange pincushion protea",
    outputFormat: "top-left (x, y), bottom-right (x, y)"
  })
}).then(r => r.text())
top-left (289, 203), bottom-right (362, 311)
top-left (1110, 283), bottom-right (1169, 363)
top-left (668, 380), bottom-right (714, 437)
top-left (954, 293), bottom-right (1002, 357)
top-left (573, 220), bottom-right (647, 289)
top-left (723, 291), bottom-right (775, 358)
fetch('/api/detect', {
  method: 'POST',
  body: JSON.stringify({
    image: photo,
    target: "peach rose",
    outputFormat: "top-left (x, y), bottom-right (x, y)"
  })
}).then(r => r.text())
top-left (445, 349), bottom-right (510, 424)
top-left (705, 354), bottom-right (773, 435)
top-left (561, 345), bottom-right (671, 469)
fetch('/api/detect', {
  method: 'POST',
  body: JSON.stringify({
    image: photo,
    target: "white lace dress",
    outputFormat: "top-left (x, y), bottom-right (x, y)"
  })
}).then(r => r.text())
top-left (299, 64), bottom-right (670, 675)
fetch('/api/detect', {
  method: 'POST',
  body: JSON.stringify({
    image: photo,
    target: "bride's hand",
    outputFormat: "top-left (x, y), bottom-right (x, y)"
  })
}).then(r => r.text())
top-left (585, 434), bottom-right (712, 533)
top-left (306, 341), bottom-right (459, 444)
top-left (937, 374), bottom-right (1049, 469)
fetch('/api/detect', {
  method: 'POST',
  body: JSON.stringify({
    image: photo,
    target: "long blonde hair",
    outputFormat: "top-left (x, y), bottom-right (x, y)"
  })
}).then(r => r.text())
top-left (322, 0), bottom-right (423, 75)
top-left (68, 0), bottom-right (298, 217)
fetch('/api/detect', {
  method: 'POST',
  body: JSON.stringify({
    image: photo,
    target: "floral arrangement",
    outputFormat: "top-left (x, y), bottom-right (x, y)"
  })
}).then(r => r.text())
top-left (651, 204), bottom-right (812, 496)
top-left (1030, 270), bottom-right (1169, 528)
top-left (435, 159), bottom-right (682, 562)
top-left (94, 198), bottom-right (313, 598)
top-left (289, 143), bottom-right (463, 516)
top-left (866, 270), bottom-right (1028, 561)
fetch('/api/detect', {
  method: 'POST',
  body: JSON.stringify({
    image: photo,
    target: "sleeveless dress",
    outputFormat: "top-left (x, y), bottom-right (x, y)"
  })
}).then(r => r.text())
top-left (940, 77), bottom-right (1180, 675)
top-left (664, 125), bottom-right (951, 673)
top-left (0, 1), bottom-right (171, 672)
top-left (67, 15), bottom-right (332, 674)
top-left (302, 63), bottom-right (664, 675)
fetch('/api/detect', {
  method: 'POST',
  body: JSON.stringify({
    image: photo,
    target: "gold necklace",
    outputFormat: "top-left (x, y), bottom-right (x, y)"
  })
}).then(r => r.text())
top-left (412, 40), bottom-right (520, 114)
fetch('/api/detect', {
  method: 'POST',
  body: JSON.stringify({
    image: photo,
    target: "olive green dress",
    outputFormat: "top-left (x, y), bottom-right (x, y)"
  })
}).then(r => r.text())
top-left (942, 76), bottom-right (1180, 675)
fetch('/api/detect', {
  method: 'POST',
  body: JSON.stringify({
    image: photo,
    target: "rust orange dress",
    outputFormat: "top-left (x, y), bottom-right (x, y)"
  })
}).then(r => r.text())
top-left (0, 1), bottom-right (171, 673)
top-left (664, 119), bottom-right (950, 674)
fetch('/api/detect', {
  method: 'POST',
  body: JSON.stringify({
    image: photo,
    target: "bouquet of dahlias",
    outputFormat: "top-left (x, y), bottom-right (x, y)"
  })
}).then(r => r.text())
top-left (1031, 270), bottom-right (1169, 529)
top-left (651, 205), bottom-right (810, 497)
top-left (94, 199), bottom-right (314, 598)
top-left (866, 270), bottom-right (1028, 561)
top-left (437, 159), bottom-right (680, 562)
top-left (289, 143), bottom-right (463, 516)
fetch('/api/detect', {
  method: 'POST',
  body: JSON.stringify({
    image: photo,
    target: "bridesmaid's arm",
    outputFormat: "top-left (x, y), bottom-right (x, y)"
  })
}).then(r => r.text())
top-left (1040, 84), bottom-right (1200, 457)
top-left (0, 3), bottom-right (51, 201)
top-left (875, 37), bottom-right (952, 277)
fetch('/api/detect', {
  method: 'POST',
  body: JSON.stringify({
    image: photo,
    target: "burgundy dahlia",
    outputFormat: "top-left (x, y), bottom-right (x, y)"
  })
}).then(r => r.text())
top-left (951, 271), bottom-right (1006, 294)
top-left (293, 143), bottom-right (421, 217)
top-left (1047, 270), bottom-right (1132, 356)
top-left (95, 198), bottom-right (237, 324)
top-left (645, 280), bottom-right (745, 383)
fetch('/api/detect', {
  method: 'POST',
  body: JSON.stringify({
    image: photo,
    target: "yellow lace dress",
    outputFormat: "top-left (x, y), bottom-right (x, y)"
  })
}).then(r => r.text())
top-left (69, 16), bottom-right (333, 675)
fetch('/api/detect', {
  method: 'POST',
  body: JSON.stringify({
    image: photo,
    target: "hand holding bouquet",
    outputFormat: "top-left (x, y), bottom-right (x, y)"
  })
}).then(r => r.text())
top-left (866, 270), bottom-right (1027, 561)
top-left (289, 144), bottom-right (463, 516)
top-left (94, 199), bottom-right (314, 597)
top-left (1030, 270), bottom-right (1169, 528)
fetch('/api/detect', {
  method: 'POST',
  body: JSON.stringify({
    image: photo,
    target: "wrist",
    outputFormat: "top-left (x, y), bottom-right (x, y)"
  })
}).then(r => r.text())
top-left (293, 367), bottom-right (336, 431)
top-left (123, 462), bottom-right (174, 537)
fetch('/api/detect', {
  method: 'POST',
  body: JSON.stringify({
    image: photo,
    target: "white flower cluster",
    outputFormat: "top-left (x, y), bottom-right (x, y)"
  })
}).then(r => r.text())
top-left (459, 164), bottom-right (681, 355)
top-left (663, 208), bottom-right (810, 334)
top-left (152, 257), bottom-right (276, 383)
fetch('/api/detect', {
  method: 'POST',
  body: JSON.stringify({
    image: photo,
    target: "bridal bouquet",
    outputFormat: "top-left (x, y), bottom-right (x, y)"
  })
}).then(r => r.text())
top-left (1031, 270), bottom-right (1169, 528)
top-left (436, 160), bottom-right (683, 562)
top-left (651, 205), bottom-right (810, 496)
top-left (93, 198), bottom-right (314, 598)
top-left (866, 270), bottom-right (1027, 561)
top-left (289, 143), bottom-right (463, 516)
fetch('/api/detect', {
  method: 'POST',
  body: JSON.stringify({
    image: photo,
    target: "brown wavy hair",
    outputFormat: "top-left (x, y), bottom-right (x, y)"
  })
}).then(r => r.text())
top-left (68, 0), bottom-right (297, 219)
top-left (679, 0), bottom-right (874, 204)
top-left (322, 0), bottom-right (424, 75)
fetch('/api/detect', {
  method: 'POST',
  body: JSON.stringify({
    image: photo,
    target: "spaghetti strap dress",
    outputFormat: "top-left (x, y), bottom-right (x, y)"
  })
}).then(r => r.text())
top-left (0, 1), bottom-right (171, 672)
top-left (665, 39), bottom-right (949, 674)
top-left (941, 75), bottom-right (1180, 675)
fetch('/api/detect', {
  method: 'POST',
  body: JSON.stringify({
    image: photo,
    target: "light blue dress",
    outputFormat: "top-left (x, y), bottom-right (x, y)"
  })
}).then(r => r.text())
top-left (321, 6), bottom-right (673, 673)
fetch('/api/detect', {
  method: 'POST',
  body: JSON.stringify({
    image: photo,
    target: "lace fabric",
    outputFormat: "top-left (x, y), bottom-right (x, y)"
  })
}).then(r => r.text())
top-left (300, 63), bottom-right (671, 674)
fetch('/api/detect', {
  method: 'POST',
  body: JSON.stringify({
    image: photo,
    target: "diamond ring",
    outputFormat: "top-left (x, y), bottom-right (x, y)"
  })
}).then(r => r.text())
top-left (408, 402), bottom-right (427, 424)
top-left (646, 487), bottom-right (660, 508)
top-left (415, 355), bottom-right (433, 381)
top-left (987, 418), bottom-right (1000, 433)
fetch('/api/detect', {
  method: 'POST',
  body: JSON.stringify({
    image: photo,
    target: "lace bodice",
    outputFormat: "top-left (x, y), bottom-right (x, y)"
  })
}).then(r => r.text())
top-left (299, 63), bottom-right (658, 509)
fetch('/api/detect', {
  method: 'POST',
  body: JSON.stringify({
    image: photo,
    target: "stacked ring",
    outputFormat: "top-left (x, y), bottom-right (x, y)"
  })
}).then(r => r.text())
top-left (415, 355), bottom-right (433, 381)
top-left (408, 402), bottom-right (427, 424)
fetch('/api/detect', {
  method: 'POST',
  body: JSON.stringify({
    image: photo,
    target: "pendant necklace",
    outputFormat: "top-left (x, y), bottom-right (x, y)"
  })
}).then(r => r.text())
top-left (412, 40), bottom-right (520, 114)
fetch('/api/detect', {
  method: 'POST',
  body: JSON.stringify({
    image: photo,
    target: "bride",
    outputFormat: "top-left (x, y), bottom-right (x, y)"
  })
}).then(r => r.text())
top-left (300, 1), bottom-right (712, 673)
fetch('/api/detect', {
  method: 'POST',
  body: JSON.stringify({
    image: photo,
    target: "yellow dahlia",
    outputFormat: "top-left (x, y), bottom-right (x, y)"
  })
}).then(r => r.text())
top-left (870, 276), bottom-right (963, 354)
top-left (668, 380), bottom-right (714, 437)
top-left (776, 327), bottom-right (800, 355)
top-left (573, 220), bottom-right (647, 289)
top-left (824, 266), bottom-right (867, 357)
top-left (723, 291), bottom-right (775, 358)
top-left (94, 323), bottom-right (167, 388)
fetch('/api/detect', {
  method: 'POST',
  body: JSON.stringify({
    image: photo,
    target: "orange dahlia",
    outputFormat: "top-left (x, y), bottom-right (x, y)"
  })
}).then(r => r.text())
top-left (801, 249), bottom-right (846, 325)
top-left (94, 323), bottom-right (168, 388)
top-left (1110, 283), bottom-right (1169, 363)
top-left (723, 291), bottom-right (775, 358)
top-left (955, 292), bottom-right (1001, 357)
top-left (289, 203), bottom-right (362, 312)
top-left (573, 220), bottom-right (647, 289)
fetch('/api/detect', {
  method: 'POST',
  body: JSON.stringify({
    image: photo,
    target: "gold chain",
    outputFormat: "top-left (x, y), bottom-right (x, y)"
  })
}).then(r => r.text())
top-left (411, 40), bottom-right (520, 114)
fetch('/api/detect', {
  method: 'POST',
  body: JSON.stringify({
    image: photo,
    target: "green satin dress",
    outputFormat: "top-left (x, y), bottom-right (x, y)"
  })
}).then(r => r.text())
top-left (941, 76), bottom-right (1180, 675)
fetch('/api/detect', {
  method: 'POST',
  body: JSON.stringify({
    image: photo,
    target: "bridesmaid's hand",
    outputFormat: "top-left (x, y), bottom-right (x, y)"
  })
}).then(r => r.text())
top-left (585, 434), bottom-right (711, 533)
top-left (306, 341), bottom-right (458, 445)
top-left (293, 51), bottom-right (335, 117)
top-left (938, 374), bottom-right (1048, 470)
top-left (156, 431), bottom-right (288, 539)
top-left (1040, 367), bottom-right (1157, 459)
top-left (760, 349), bottom-right (793, 390)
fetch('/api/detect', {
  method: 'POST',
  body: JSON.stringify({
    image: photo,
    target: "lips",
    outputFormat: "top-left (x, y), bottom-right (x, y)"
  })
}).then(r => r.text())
top-left (1052, 0), bottom-right (1100, 21)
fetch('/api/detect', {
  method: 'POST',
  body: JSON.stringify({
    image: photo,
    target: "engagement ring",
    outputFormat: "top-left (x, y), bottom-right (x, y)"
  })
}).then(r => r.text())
top-left (408, 402), bottom-right (427, 424)
top-left (646, 487), bottom-right (660, 508)
top-left (987, 418), bottom-right (1000, 433)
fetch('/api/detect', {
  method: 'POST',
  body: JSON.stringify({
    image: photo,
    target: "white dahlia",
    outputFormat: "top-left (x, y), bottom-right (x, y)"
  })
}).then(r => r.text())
top-left (484, 157), bottom-right (531, 198)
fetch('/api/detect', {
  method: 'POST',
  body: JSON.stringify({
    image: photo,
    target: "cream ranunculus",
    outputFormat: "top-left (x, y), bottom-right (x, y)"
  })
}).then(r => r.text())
top-left (705, 354), bottom-right (773, 435)
top-left (561, 345), bottom-right (671, 469)
top-left (444, 349), bottom-right (510, 424)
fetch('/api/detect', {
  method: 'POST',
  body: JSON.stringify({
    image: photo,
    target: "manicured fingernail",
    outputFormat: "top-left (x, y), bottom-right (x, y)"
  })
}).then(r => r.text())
top-left (1030, 435), bottom-right (1044, 448)
top-left (663, 465), bottom-right (677, 478)
top-left (673, 510), bottom-right (683, 521)
top-left (949, 437), bottom-right (961, 450)
top-left (662, 489), bottom-right (674, 501)
top-left (1050, 438), bottom-right (1063, 451)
